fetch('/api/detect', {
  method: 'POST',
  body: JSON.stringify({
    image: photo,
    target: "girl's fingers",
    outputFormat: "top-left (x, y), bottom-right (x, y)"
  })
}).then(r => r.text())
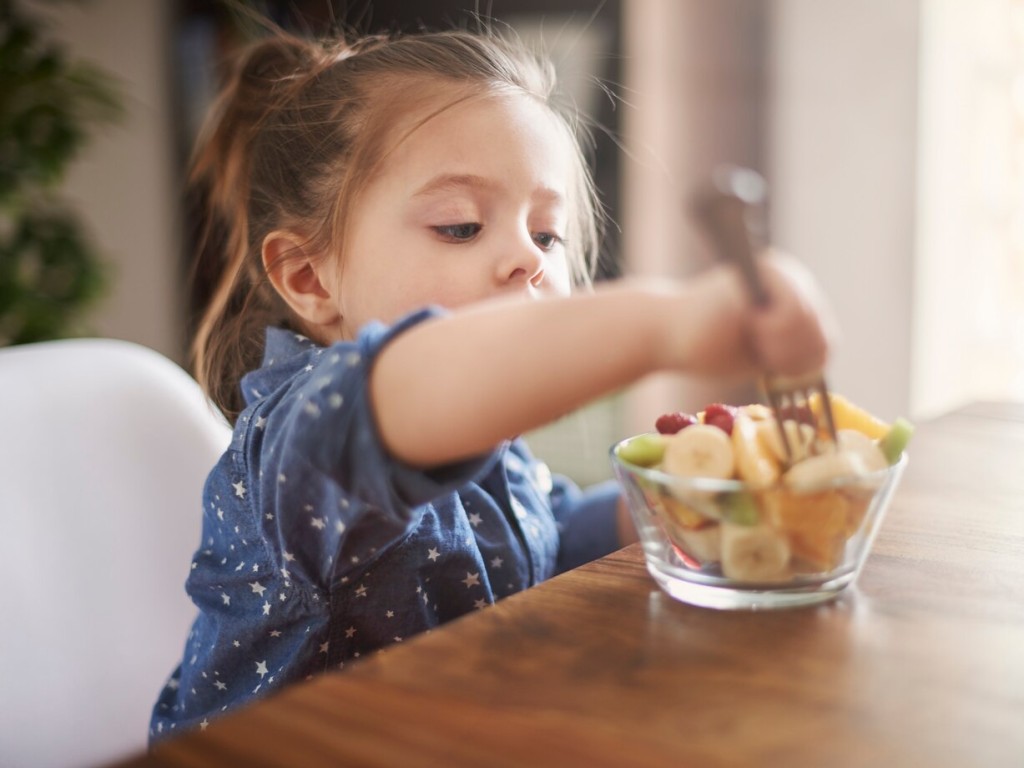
top-left (751, 252), bottom-right (838, 376)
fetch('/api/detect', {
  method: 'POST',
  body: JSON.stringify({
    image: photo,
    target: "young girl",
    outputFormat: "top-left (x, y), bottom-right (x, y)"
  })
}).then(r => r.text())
top-left (151, 27), bottom-right (833, 741)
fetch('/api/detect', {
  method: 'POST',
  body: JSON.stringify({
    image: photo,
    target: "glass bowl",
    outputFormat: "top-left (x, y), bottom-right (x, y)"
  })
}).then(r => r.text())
top-left (610, 435), bottom-right (907, 610)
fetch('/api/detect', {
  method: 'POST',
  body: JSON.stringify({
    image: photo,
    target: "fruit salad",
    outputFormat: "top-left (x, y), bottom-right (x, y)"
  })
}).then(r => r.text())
top-left (614, 393), bottom-right (913, 582)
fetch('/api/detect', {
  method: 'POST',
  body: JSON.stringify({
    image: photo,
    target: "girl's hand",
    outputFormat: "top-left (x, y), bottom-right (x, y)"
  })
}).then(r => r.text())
top-left (662, 250), bottom-right (836, 379)
top-left (747, 250), bottom-right (837, 376)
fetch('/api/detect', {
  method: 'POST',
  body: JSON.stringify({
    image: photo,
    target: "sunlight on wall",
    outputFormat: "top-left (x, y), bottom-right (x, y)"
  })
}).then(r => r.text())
top-left (914, 0), bottom-right (1024, 417)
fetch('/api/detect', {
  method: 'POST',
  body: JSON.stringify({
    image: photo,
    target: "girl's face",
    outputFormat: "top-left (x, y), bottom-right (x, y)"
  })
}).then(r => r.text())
top-left (328, 90), bottom-right (575, 340)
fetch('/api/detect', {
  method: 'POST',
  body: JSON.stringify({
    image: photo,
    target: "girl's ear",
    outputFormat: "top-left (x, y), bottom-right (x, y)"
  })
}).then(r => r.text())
top-left (262, 231), bottom-right (341, 329)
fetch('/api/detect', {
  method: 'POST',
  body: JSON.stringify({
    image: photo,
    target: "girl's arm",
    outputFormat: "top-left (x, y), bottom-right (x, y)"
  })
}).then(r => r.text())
top-left (370, 254), bottom-right (832, 468)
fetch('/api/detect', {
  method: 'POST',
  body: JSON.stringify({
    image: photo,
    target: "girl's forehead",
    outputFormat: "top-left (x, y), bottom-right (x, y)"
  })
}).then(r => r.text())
top-left (377, 89), bottom-right (573, 192)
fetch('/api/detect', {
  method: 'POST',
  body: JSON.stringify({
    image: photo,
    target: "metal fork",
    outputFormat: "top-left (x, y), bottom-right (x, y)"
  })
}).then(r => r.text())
top-left (692, 165), bottom-right (838, 463)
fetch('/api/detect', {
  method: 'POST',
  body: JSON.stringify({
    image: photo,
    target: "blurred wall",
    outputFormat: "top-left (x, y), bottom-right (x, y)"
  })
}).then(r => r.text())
top-left (768, 0), bottom-right (919, 421)
top-left (45, 0), bottom-right (185, 363)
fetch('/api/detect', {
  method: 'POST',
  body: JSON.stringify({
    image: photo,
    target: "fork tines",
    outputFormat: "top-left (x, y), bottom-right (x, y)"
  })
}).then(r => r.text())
top-left (762, 372), bottom-right (839, 464)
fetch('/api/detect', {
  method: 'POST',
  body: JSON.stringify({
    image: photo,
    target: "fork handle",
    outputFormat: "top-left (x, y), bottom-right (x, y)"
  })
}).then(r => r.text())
top-left (692, 165), bottom-right (771, 308)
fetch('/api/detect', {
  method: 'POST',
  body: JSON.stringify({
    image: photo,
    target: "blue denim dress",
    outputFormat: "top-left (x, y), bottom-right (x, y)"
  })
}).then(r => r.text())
top-left (150, 307), bottom-right (621, 742)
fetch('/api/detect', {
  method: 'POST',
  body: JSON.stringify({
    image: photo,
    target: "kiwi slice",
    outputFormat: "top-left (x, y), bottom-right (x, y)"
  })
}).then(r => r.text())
top-left (616, 434), bottom-right (667, 467)
top-left (879, 417), bottom-right (915, 465)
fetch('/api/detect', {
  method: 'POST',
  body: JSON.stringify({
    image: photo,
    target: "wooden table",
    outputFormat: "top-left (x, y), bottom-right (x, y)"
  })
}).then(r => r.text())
top-left (120, 403), bottom-right (1024, 767)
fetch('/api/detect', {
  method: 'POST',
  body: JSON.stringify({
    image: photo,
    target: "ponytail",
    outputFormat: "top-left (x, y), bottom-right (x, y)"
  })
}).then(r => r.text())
top-left (189, 35), bottom-right (331, 423)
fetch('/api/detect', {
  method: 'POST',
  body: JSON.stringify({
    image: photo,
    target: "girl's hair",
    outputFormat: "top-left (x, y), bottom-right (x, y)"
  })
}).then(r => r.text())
top-left (190, 26), bottom-right (604, 423)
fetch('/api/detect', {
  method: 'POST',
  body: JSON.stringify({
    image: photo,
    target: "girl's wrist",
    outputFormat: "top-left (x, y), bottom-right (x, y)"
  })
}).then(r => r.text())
top-left (597, 277), bottom-right (683, 373)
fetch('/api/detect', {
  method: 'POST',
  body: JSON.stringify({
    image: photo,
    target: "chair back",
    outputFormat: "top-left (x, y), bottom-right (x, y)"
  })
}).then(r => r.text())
top-left (0, 338), bottom-right (232, 768)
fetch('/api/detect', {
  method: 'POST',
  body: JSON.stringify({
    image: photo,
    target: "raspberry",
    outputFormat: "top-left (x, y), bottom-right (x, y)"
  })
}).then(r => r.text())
top-left (703, 402), bottom-right (738, 435)
top-left (655, 411), bottom-right (698, 435)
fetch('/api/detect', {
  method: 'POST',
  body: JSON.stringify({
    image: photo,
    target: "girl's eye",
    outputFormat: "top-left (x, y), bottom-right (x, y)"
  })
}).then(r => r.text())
top-left (433, 223), bottom-right (482, 242)
top-left (533, 232), bottom-right (565, 251)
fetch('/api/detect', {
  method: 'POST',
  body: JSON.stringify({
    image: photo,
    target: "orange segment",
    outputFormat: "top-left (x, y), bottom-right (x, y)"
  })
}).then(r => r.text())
top-left (760, 487), bottom-right (849, 572)
top-left (840, 488), bottom-right (874, 536)
top-left (662, 496), bottom-right (713, 530)
top-left (809, 392), bottom-right (890, 440)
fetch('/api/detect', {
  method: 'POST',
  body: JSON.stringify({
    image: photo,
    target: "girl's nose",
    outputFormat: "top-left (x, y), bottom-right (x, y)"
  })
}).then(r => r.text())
top-left (496, 233), bottom-right (545, 287)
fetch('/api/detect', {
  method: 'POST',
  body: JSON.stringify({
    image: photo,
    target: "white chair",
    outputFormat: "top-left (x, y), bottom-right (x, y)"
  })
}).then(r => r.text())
top-left (0, 338), bottom-right (232, 768)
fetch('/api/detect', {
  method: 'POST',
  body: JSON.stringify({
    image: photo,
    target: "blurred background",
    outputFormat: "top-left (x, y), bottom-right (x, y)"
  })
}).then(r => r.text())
top-left (5, 0), bottom-right (1023, 484)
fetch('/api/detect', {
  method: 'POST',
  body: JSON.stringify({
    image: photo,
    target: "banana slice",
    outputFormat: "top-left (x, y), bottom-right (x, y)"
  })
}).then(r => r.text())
top-left (670, 523), bottom-right (722, 564)
top-left (740, 403), bottom-right (773, 421)
top-left (720, 522), bottom-right (791, 581)
top-left (732, 414), bottom-right (780, 489)
top-left (783, 450), bottom-right (868, 493)
top-left (757, 418), bottom-right (817, 464)
top-left (836, 429), bottom-right (888, 472)
top-left (662, 423), bottom-right (735, 480)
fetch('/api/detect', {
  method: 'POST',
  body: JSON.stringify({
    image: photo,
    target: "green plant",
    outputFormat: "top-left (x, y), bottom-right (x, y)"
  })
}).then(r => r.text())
top-left (0, 0), bottom-right (122, 346)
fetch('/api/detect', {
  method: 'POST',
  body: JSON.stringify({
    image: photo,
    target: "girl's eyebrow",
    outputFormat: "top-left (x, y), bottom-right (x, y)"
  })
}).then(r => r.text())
top-left (413, 173), bottom-right (494, 197)
top-left (412, 173), bottom-right (564, 204)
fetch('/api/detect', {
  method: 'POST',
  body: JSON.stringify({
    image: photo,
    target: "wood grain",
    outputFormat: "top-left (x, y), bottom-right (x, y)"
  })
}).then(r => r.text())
top-left (116, 403), bottom-right (1024, 768)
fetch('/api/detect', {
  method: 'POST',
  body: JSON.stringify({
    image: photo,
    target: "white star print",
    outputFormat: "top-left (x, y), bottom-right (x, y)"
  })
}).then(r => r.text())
top-left (386, 610), bottom-right (394, 618)
top-left (214, 680), bottom-right (227, 691)
top-left (462, 572), bottom-right (480, 588)
top-left (474, 599), bottom-right (488, 609)
top-left (344, 627), bottom-right (356, 638)
top-left (311, 516), bottom-right (326, 530)
top-left (232, 481), bottom-right (246, 499)
top-left (262, 601), bottom-right (271, 616)
top-left (254, 415), bottom-right (266, 429)
top-left (303, 401), bottom-right (320, 417)
top-left (468, 512), bottom-right (483, 527)
top-left (283, 552), bottom-right (296, 562)
top-left (250, 581), bottom-right (266, 596)
top-left (255, 660), bottom-right (268, 678)
top-left (216, 508), bottom-right (224, 521)
top-left (427, 547), bottom-right (440, 562)
top-left (491, 556), bottom-right (504, 568)
top-left (355, 584), bottom-right (368, 598)
top-left (319, 641), bottom-right (329, 654)
top-left (335, 520), bottom-right (346, 534)
top-left (200, 718), bottom-right (209, 731)
top-left (220, 592), bottom-right (231, 606)
top-left (270, 630), bottom-right (282, 638)
top-left (328, 393), bottom-right (343, 409)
